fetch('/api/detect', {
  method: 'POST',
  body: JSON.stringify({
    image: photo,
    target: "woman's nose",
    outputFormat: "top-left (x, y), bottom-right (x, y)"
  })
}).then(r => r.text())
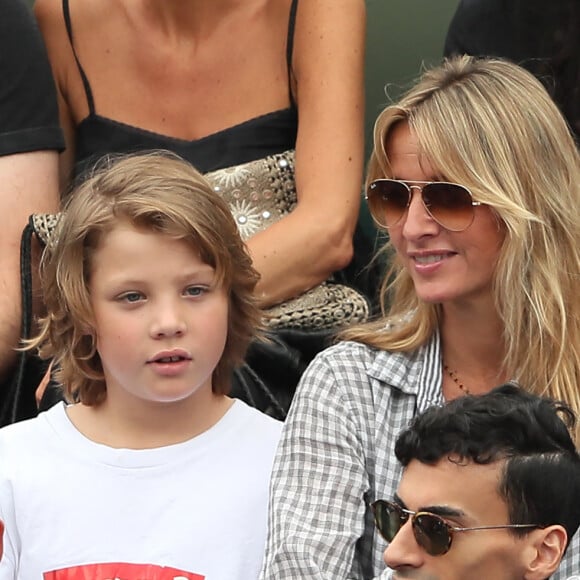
top-left (401, 188), bottom-right (440, 241)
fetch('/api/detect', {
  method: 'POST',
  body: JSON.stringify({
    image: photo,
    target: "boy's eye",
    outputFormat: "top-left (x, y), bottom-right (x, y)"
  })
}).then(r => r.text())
top-left (120, 292), bottom-right (143, 303)
top-left (184, 285), bottom-right (207, 297)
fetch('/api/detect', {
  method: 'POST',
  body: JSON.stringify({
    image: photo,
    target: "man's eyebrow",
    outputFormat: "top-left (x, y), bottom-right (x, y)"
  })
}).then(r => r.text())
top-left (393, 493), bottom-right (465, 518)
top-left (420, 505), bottom-right (466, 518)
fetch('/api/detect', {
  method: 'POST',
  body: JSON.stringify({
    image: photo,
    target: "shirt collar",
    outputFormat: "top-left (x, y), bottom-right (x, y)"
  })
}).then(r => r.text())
top-left (367, 329), bottom-right (444, 413)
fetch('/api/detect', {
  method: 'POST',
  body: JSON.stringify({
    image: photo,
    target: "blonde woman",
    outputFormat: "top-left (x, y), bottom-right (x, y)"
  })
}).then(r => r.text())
top-left (260, 56), bottom-right (580, 579)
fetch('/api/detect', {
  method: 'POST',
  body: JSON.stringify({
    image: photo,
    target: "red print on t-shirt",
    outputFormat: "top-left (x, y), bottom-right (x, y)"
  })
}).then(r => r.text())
top-left (43, 562), bottom-right (205, 580)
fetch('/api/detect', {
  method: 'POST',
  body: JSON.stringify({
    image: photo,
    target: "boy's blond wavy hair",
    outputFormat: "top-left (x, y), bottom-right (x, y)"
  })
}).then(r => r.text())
top-left (343, 56), bottom-right (580, 438)
top-left (31, 151), bottom-right (262, 405)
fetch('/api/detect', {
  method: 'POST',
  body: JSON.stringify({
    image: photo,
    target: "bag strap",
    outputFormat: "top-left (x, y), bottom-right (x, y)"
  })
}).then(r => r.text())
top-left (0, 219), bottom-right (39, 425)
top-left (20, 217), bottom-right (36, 341)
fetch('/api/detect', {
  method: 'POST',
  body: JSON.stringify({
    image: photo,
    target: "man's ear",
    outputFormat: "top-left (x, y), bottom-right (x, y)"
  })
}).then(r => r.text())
top-left (0, 518), bottom-right (4, 559)
top-left (524, 525), bottom-right (568, 580)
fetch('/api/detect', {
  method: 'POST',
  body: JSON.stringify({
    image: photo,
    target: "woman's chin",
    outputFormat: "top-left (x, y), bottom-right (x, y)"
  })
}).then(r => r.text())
top-left (413, 284), bottom-right (456, 305)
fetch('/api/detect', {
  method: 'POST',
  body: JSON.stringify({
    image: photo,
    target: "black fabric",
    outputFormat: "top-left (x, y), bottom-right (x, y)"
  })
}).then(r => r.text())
top-left (0, 222), bottom-right (51, 426)
top-left (286, 0), bottom-right (299, 109)
top-left (231, 328), bottom-right (332, 421)
top-left (444, 0), bottom-right (580, 141)
top-left (0, 0), bottom-right (64, 155)
top-left (63, 0), bottom-right (300, 177)
top-left (73, 109), bottom-right (299, 176)
top-left (445, 0), bottom-right (570, 62)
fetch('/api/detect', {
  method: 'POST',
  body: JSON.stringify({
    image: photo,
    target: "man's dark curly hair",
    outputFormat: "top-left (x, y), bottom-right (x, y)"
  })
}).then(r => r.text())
top-left (395, 383), bottom-right (580, 545)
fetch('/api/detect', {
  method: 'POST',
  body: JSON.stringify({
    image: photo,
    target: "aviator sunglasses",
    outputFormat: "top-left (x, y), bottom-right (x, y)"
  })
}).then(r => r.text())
top-left (366, 179), bottom-right (482, 232)
top-left (371, 500), bottom-right (541, 557)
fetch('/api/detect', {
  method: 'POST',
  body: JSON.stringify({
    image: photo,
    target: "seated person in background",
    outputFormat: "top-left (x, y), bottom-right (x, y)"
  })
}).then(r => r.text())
top-left (34, 0), bottom-right (371, 416)
top-left (260, 56), bottom-right (580, 579)
top-left (375, 383), bottom-right (580, 579)
top-left (0, 152), bottom-right (282, 580)
top-left (0, 0), bottom-right (64, 425)
top-left (444, 0), bottom-right (580, 141)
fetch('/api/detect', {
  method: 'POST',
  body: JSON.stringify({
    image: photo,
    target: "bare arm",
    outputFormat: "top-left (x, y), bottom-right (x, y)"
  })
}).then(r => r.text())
top-left (0, 152), bottom-right (59, 382)
top-left (248, 0), bottom-right (366, 307)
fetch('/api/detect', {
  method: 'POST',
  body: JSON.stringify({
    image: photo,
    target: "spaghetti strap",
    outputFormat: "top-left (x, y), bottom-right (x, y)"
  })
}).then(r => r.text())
top-left (286, 0), bottom-right (299, 108)
top-left (62, 0), bottom-right (95, 114)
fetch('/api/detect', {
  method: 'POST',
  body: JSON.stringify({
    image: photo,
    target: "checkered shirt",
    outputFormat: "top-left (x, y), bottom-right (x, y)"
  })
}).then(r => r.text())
top-left (259, 334), bottom-right (580, 579)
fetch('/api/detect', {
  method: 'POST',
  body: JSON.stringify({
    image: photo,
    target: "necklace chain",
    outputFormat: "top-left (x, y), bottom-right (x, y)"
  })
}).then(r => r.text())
top-left (443, 364), bottom-right (471, 395)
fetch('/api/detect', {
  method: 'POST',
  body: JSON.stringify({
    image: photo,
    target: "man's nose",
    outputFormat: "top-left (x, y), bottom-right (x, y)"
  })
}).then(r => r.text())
top-left (383, 519), bottom-right (425, 570)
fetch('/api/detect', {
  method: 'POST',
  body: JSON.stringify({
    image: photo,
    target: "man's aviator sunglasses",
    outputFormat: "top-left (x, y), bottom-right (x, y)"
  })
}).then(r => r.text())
top-left (371, 500), bottom-right (541, 557)
top-left (366, 179), bottom-right (482, 232)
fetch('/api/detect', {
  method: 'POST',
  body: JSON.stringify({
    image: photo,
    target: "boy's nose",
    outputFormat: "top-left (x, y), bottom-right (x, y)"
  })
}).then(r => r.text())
top-left (150, 301), bottom-right (187, 338)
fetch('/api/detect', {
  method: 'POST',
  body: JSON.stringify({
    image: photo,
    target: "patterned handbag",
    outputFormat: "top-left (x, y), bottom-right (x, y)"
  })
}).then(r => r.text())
top-left (206, 149), bottom-right (370, 330)
top-left (29, 152), bottom-right (370, 332)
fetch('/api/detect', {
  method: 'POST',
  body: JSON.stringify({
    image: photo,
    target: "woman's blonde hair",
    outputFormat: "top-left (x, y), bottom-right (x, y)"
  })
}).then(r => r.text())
top-left (344, 56), bottom-right (580, 427)
top-left (31, 151), bottom-right (262, 405)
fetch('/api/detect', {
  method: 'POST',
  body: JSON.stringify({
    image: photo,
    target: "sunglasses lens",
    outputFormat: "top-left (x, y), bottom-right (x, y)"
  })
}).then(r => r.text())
top-left (422, 182), bottom-right (475, 231)
top-left (372, 501), bottom-right (406, 542)
top-left (413, 513), bottom-right (453, 556)
top-left (367, 180), bottom-right (410, 228)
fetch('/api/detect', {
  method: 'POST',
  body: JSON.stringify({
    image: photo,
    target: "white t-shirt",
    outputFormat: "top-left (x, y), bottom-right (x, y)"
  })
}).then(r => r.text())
top-left (0, 400), bottom-right (282, 580)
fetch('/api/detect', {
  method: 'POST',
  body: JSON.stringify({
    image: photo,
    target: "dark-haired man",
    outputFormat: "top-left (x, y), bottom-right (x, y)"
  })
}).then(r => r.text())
top-left (374, 384), bottom-right (580, 579)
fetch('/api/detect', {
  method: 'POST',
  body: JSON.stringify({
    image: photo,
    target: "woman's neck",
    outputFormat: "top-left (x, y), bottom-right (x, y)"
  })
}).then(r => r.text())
top-left (440, 299), bottom-right (508, 394)
top-left (139, 0), bottom-right (249, 37)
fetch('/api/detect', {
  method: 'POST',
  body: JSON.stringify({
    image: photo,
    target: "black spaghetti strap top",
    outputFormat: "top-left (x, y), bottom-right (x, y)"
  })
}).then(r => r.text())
top-left (63, 0), bottom-right (299, 176)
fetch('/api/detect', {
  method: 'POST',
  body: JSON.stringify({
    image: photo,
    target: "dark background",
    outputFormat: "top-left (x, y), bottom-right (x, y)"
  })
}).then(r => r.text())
top-left (362, 0), bottom-right (459, 236)
top-left (365, 0), bottom-right (459, 153)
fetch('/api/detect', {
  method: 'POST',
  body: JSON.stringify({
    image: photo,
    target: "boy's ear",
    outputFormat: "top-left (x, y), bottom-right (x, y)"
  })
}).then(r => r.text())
top-left (0, 518), bottom-right (4, 559)
top-left (523, 525), bottom-right (567, 580)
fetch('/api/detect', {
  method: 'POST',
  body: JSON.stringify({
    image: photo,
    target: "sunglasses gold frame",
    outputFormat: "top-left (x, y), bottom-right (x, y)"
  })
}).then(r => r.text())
top-left (366, 179), bottom-right (482, 232)
top-left (372, 499), bottom-right (541, 556)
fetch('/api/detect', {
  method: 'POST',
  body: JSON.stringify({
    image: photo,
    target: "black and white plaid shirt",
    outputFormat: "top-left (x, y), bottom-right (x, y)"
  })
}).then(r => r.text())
top-left (260, 334), bottom-right (580, 579)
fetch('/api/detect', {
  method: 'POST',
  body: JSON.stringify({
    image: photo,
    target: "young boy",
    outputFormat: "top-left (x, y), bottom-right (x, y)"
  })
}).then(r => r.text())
top-left (0, 152), bottom-right (282, 580)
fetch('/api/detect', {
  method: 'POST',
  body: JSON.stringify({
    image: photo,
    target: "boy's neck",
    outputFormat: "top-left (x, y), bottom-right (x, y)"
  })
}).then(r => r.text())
top-left (66, 394), bottom-right (234, 449)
